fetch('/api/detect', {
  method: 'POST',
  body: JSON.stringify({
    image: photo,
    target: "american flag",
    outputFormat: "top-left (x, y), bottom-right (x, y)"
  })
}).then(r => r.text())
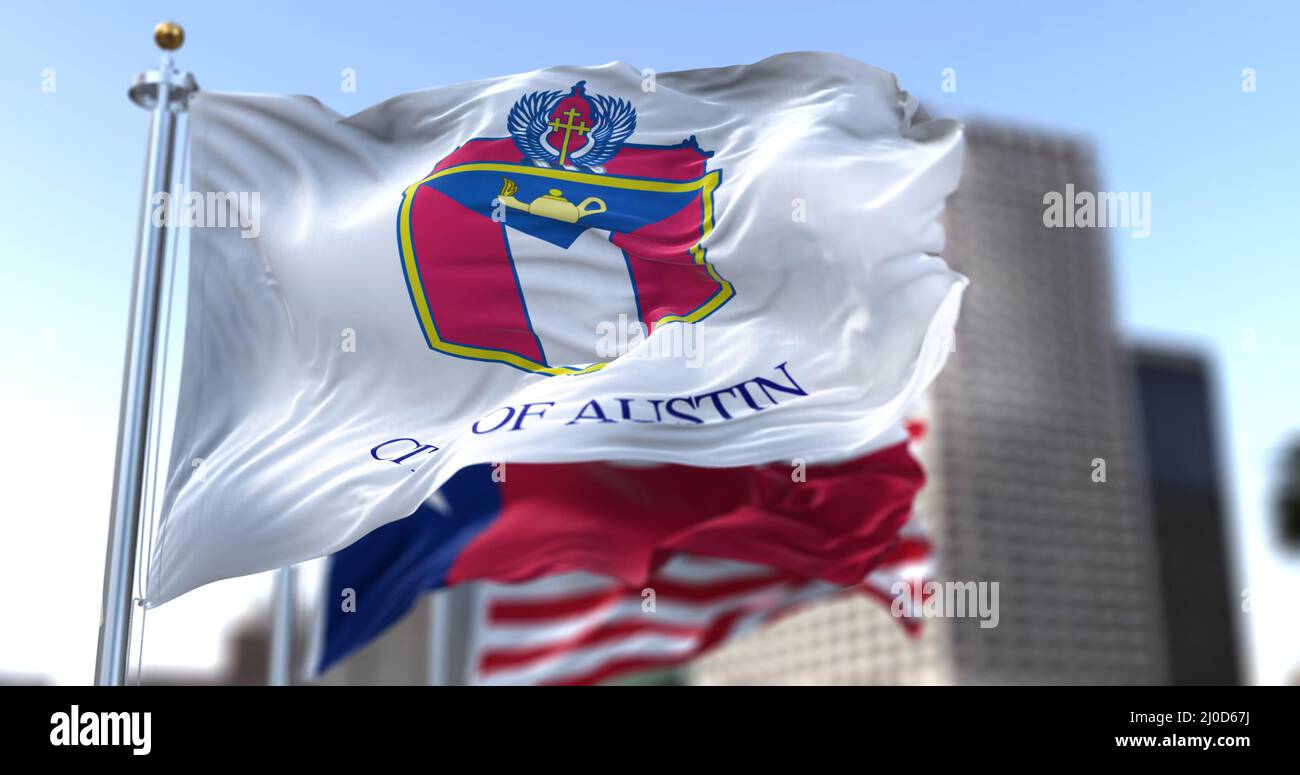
top-left (465, 532), bottom-right (932, 686)
top-left (458, 419), bottom-right (935, 685)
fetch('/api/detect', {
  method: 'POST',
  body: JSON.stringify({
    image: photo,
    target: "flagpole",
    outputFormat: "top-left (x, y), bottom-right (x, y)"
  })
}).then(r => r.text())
top-left (427, 590), bottom-right (450, 686)
top-left (94, 22), bottom-right (198, 686)
top-left (269, 566), bottom-right (296, 686)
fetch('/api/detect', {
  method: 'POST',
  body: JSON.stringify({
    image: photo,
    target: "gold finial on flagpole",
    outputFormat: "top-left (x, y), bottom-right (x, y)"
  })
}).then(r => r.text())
top-left (154, 21), bottom-right (184, 51)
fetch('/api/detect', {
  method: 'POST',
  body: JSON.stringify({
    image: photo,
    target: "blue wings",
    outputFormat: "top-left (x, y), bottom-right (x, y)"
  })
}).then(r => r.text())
top-left (507, 89), bottom-right (564, 165)
top-left (507, 88), bottom-right (637, 169)
top-left (570, 94), bottom-right (637, 168)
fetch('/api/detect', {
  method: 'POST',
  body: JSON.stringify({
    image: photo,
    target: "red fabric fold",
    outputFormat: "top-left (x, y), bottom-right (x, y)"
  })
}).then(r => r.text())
top-left (447, 441), bottom-right (925, 588)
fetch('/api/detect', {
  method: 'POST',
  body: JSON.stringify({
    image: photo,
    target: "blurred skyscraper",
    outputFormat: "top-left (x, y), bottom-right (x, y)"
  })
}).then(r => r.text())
top-left (1132, 348), bottom-right (1240, 684)
top-left (691, 122), bottom-right (1171, 685)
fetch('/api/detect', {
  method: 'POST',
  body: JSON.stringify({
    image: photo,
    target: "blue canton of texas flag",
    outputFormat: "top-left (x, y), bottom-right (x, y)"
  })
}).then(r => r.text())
top-left (317, 466), bottom-right (499, 670)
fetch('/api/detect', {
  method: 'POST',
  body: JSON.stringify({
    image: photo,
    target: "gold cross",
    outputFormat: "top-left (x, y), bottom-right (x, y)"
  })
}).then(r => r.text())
top-left (548, 107), bottom-right (590, 165)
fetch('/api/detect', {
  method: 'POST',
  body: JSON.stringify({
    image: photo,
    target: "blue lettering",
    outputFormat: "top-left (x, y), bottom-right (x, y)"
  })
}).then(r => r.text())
top-left (751, 362), bottom-right (808, 405)
top-left (472, 406), bottom-right (516, 434)
top-left (370, 438), bottom-right (439, 465)
top-left (665, 396), bottom-right (703, 424)
top-left (512, 401), bottom-right (555, 431)
top-left (567, 399), bottom-right (615, 425)
top-left (617, 397), bottom-right (655, 424)
top-left (693, 387), bottom-right (739, 420)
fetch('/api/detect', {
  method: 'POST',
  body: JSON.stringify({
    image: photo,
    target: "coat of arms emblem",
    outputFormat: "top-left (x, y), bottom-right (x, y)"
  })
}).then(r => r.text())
top-left (398, 81), bottom-right (732, 375)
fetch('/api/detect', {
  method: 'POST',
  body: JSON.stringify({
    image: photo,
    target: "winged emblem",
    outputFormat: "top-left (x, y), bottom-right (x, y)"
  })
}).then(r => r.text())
top-left (507, 81), bottom-right (636, 172)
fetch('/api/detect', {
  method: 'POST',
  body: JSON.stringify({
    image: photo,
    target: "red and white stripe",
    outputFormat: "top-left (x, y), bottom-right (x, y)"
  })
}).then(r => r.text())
top-left (466, 540), bottom-right (931, 685)
top-left (463, 418), bottom-right (937, 685)
top-left (466, 555), bottom-right (828, 685)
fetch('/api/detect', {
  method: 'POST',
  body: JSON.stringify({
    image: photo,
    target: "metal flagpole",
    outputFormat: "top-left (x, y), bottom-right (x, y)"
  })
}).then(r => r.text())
top-left (94, 22), bottom-right (198, 686)
top-left (428, 585), bottom-right (473, 685)
top-left (269, 566), bottom-right (296, 686)
top-left (427, 590), bottom-right (450, 686)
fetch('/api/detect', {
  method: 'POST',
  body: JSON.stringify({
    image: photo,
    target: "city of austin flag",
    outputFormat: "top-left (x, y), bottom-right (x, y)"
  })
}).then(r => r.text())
top-left (146, 52), bottom-right (967, 606)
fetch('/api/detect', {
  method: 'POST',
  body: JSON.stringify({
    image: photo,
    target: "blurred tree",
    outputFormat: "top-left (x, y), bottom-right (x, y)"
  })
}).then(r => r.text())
top-left (1281, 440), bottom-right (1300, 550)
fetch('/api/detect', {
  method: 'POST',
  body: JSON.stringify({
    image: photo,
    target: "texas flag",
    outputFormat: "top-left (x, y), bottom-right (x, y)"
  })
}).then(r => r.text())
top-left (316, 425), bottom-right (934, 683)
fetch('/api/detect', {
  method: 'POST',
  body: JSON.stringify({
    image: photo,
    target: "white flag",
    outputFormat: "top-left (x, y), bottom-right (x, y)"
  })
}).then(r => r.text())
top-left (148, 52), bottom-right (966, 605)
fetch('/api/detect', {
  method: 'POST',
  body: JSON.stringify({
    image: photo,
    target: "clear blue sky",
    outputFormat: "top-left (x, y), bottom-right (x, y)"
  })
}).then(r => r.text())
top-left (1, 1), bottom-right (1296, 683)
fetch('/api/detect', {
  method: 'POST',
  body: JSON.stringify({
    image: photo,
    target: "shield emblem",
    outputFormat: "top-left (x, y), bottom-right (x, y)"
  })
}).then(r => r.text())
top-left (397, 83), bottom-right (732, 376)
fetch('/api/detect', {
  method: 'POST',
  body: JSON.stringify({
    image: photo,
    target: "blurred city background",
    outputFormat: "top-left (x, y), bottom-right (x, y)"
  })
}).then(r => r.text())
top-left (1, 2), bottom-right (1296, 685)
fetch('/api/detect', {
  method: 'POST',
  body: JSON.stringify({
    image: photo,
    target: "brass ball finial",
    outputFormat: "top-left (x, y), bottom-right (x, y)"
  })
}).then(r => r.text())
top-left (154, 22), bottom-right (184, 51)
